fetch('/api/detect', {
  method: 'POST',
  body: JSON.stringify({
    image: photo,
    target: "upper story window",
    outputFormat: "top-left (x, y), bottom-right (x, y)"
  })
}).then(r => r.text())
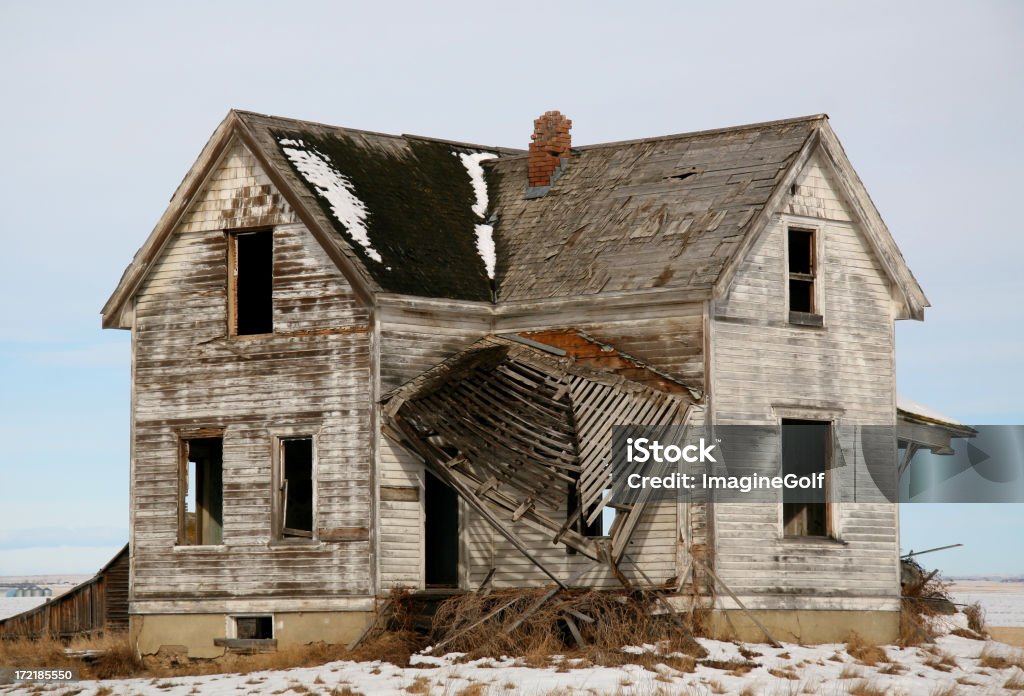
top-left (787, 228), bottom-right (822, 326)
top-left (228, 230), bottom-right (273, 336)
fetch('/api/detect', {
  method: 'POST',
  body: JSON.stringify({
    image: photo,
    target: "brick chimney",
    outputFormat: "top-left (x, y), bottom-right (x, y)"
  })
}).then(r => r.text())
top-left (528, 110), bottom-right (572, 189)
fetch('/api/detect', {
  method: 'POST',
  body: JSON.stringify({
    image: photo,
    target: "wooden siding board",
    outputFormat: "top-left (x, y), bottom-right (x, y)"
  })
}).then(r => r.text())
top-left (131, 141), bottom-right (373, 605)
top-left (710, 163), bottom-right (899, 604)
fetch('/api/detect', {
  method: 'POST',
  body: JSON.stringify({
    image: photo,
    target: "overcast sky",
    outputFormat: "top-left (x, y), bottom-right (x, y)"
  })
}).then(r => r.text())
top-left (0, 1), bottom-right (1021, 578)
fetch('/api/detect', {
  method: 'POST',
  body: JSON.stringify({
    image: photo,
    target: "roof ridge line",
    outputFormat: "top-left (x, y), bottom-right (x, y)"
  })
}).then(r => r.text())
top-left (233, 109), bottom-right (519, 154)
top-left (572, 113), bottom-right (828, 152)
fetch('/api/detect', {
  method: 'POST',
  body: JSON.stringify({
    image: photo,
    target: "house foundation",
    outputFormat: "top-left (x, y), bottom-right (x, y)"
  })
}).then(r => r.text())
top-left (130, 611), bottom-right (374, 659)
top-left (706, 609), bottom-right (900, 645)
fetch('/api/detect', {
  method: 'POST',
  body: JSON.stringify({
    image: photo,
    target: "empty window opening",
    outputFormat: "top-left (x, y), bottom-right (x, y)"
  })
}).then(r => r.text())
top-left (787, 228), bottom-right (816, 315)
top-left (234, 615), bottom-right (273, 640)
top-left (279, 438), bottom-right (314, 538)
top-left (180, 437), bottom-right (224, 545)
top-left (781, 419), bottom-right (830, 538)
top-left (568, 482), bottom-right (616, 543)
top-left (230, 230), bottom-right (273, 336)
top-left (567, 481), bottom-right (604, 548)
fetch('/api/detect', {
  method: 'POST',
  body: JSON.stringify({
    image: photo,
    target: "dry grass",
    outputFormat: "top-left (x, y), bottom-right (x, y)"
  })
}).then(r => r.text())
top-left (949, 627), bottom-right (985, 640)
top-left (767, 666), bottom-right (799, 680)
top-left (900, 559), bottom-right (956, 646)
top-left (1005, 671), bottom-right (1024, 691)
top-left (847, 680), bottom-right (888, 696)
top-left (845, 634), bottom-right (890, 667)
top-left (456, 684), bottom-right (487, 696)
top-left (429, 587), bottom-right (706, 670)
top-left (978, 644), bottom-right (1024, 670)
top-left (404, 675), bottom-right (431, 693)
top-left (0, 623), bottom-right (430, 682)
top-left (962, 602), bottom-right (986, 634)
top-left (928, 684), bottom-right (959, 696)
top-left (0, 632), bottom-right (143, 680)
top-left (838, 663), bottom-right (862, 679)
top-left (878, 662), bottom-right (905, 675)
top-left (922, 647), bottom-right (958, 673)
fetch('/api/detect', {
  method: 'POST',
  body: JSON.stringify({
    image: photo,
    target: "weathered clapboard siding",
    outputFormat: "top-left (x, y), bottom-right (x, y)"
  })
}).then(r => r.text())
top-left (376, 313), bottom-right (486, 589)
top-left (474, 500), bottom-right (678, 590)
top-left (710, 150), bottom-right (899, 604)
top-left (132, 140), bottom-right (373, 603)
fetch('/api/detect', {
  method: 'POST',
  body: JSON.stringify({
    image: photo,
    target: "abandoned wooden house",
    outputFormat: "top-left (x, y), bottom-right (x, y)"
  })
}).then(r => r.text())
top-left (102, 108), bottom-right (940, 657)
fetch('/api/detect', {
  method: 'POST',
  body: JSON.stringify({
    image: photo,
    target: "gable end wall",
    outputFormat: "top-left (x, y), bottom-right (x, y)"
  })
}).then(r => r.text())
top-left (710, 150), bottom-right (900, 609)
top-left (131, 139), bottom-right (374, 607)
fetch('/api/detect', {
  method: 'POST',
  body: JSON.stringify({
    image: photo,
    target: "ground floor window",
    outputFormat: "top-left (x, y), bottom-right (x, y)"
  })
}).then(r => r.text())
top-left (781, 419), bottom-right (831, 537)
top-left (179, 437), bottom-right (224, 545)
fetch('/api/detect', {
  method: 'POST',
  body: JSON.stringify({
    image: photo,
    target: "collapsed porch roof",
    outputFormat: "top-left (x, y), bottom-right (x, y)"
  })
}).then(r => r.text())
top-left (381, 335), bottom-right (694, 581)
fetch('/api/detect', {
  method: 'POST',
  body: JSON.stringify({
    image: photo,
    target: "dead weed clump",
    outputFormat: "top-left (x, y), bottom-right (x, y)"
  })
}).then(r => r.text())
top-left (0, 632), bottom-right (143, 680)
top-left (845, 633), bottom-right (890, 667)
top-left (430, 588), bottom-right (706, 669)
top-left (978, 645), bottom-right (1024, 671)
top-left (847, 680), bottom-right (889, 696)
top-left (900, 558), bottom-right (956, 646)
top-left (962, 602), bottom-right (986, 634)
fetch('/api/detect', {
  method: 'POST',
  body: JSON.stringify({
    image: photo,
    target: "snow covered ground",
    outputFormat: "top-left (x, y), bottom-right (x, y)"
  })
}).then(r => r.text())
top-left (951, 581), bottom-right (1024, 627)
top-left (3, 633), bottom-right (1022, 695)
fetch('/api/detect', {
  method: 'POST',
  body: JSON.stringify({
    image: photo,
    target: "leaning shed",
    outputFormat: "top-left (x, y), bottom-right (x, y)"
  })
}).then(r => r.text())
top-left (0, 545), bottom-right (129, 640)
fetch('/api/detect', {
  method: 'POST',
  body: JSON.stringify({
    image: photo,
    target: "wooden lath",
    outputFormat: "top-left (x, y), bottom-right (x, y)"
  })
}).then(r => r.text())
top-left (382, 334), bottom-right (693, 574)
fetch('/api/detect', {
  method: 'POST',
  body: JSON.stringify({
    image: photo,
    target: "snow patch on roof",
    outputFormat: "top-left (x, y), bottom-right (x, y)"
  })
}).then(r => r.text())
top-left (457, 151), bottom-right (498, 279)
top-left (458, 152), bottom-right (496, 217)
top-left (897, 395), bottom-right (965, 427)
top-left (474, 224), bottom-right (496, 280)
top-left (278, 137), bottom-right (383, 264)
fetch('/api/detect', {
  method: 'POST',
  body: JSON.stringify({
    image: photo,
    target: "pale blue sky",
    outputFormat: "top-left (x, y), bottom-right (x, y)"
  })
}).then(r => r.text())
top-left (0, 1), bottom-right (1021, 577)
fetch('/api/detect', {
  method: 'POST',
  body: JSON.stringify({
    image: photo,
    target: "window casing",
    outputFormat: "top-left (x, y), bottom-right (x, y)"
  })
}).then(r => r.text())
top-left (232, 615), bottom-right (273, 640)
top-left (178, 436), bottom-right (224, 546)
top-left (787, 227), bottom-right (822, 326)
top-left (781, 419), bottom-right (832, 538)
top-left (228, 229), bottom-right (273, 336)
top-left (275, 436), bottom-right (316, 540)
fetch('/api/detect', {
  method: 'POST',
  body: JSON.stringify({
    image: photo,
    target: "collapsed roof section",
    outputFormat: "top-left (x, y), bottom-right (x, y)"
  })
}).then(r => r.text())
top-left (381, 335), bottom-right (694, 582)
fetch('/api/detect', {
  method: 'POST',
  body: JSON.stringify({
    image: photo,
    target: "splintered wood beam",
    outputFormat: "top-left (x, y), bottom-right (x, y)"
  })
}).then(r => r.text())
top-left (477, 568), bottom-right (496, 595)
top-left (691, 555), bottom-right (782, 648)
top-left (622, 553), bottom-right (686, 630)
top-left (502, 563), bottom-right (596, 635)
top-left (430, 595), bottom-right (521, 653)
top-left (512, 498), bottom-right (534, 521)
top-left (603, 544), bottom-right (633, 590)
top-left (392, 416), bottom-right (566, 588)
top-left (563, 614), bottom-right (586, 648)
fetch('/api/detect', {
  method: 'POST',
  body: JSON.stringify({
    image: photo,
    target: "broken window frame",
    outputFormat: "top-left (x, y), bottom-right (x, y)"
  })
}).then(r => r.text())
top-left (177, 431), bottom-right (225, 547)
top-left (780, 418), bottom-right (835, 539)
top-left (227, 228), bottom-right (274, 337)
top-left (786, 226), bottom-right (823, 325)
top-left (566, 478), bottom-right (604, 551)
top-left (271, 430), bottom-right (319, 542)
top-left (231, 614), bottom-right (274, 640)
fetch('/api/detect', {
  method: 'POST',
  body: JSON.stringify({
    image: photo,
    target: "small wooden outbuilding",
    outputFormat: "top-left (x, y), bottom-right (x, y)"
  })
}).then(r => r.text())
top-left (0, 544), bottom-right (129, 640)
